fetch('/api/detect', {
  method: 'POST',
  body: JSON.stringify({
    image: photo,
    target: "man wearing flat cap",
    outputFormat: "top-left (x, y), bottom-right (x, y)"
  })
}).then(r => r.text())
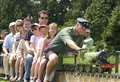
top-left (37, 18), bottom-right (91, 82)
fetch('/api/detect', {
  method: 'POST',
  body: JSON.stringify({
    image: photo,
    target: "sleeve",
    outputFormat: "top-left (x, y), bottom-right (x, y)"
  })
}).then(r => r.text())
top-left (60, 32), bottom-right (72, 45)
top-left (30, 35), bottom-right (35, 43)
top-left (2, 35), bottom-right (9, 49)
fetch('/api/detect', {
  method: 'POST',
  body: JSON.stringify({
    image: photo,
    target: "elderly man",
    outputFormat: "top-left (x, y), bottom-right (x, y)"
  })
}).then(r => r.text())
top-left (36, 18), bottom-right (91, 82)
top-left (2, 22), bottom-right (16, 80)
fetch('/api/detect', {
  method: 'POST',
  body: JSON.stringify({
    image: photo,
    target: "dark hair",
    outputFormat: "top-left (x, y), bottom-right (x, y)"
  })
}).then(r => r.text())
top-left (23, 17), bottom-right (31, 22)
top-left (38, 10), bottom-right (48, 18)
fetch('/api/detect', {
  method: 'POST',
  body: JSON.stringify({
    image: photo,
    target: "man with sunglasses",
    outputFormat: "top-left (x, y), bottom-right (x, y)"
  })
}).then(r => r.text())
top-left (38, 10), bottom-right (48, 25)
top-left (24, 10), bottom-right (49, 82)
top-left (37, 18), bottom-right (91, 82)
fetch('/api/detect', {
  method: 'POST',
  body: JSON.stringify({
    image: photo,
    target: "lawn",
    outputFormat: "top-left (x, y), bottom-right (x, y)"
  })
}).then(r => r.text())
top-left (0, 79), bottom-right (8, 82)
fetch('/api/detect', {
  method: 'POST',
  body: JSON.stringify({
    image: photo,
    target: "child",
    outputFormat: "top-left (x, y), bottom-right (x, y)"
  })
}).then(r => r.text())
top-left (36, 23), bottom-right (58, 82)
top-left (11, 19), bottom-right (27, 81)
top-left (30, 24), bottom-right (48, 82)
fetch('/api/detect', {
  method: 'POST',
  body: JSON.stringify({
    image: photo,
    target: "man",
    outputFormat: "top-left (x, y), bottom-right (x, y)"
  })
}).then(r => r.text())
top-left (24, 10), bottom-right (49, 82)
top-left (37, 18), bottom-right (91, 82)
top-left (38, 10), bottom-right (48, 25)
top-left (2, 22), bottom-right (16, 80)
top-left (23, 17), bottom-right (32, 32)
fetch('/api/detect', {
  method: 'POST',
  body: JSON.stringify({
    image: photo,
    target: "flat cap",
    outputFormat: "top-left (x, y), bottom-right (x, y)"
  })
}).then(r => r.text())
top-left (77, 18), bottom-right (90, 29)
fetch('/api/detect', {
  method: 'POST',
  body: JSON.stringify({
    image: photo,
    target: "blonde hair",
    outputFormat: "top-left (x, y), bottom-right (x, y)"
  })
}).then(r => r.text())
top-left (49, 23), bottom-right (58, 29)
top-left (15, 19), bottom-right (23, 32)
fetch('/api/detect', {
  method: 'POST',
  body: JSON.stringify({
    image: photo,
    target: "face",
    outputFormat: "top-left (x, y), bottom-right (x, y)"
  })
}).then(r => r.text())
top-left (49, 26), bottom-right (58, 37)
top-left (39, 27), bottom-right (48, 35)
top-left (23, 21), bottom-right (31, 31)
top-left (16, 26), bottom-right (24, 33)
top-left (84, 32), bottom-right (90, 38)
top-left (31, 26), bottom-right (40, 36)
top-left (9, 26), bottom-right (16, 34)
top-left (75, 23), bottom-right (87, 36)
top-left (38, 13), bottom-right (48, 25)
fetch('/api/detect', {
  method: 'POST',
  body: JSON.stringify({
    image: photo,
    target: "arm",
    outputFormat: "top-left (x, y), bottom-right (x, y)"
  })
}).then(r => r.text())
top-left (36, 37), bottom-right (46, 58)
top-left (12, 41), bottom-right (17, 53)
top-left (60, 32), bottom-right (82, 51)
top-left (3, 47), bottom-right (9, 55)
top-left (25, 35), bottom-right (35, 52)
top-left (66, 39), bottom-right (81, 51)
top-left (2, 35), bottom-right (9, 55)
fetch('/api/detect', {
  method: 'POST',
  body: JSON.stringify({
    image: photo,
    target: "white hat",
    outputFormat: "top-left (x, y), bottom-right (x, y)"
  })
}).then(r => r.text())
top-left (31, 23), bottom-right (40, 27)
top-left (9, 22), bottom-right (16, 27)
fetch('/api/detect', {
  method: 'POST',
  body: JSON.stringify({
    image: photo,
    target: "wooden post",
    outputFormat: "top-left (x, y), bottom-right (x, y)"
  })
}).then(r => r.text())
top-left (115, 51), bottom-right (120, 73)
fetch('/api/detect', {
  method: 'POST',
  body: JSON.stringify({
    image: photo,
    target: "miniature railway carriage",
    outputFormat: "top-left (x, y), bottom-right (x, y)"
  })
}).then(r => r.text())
top-left (0, 50), bottom-right (120, 82)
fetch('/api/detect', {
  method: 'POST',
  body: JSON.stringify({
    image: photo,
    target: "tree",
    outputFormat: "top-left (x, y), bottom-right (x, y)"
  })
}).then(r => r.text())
top-left (84, 0), bottom-right (115, 41)
top-left (103, 4), bottom-right (120, 50)
top-left (65, 0), bottom-right (92, 21)
top-left (47, 0), bottom-right (71, 25)
top-left (0, 0), bottom-right (33, 29)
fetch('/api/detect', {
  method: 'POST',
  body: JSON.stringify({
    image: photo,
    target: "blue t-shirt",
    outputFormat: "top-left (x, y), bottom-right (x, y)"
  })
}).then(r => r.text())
top-left (2, 33), bottom-right (14, 53)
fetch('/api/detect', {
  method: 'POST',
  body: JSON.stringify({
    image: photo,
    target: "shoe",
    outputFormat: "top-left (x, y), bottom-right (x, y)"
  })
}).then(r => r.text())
top-left (24, 79), bottom-right (29, 82)
top-left (4, 75), bottom-right (9, 80)
top-left (9, 76), bottom-right (14, 81)
top-left (30, 79), bottom-right (35, 82)
top-left (16, 77), bottom-right (22, 82)
top-left (11, 76), bottom-right (18, 81)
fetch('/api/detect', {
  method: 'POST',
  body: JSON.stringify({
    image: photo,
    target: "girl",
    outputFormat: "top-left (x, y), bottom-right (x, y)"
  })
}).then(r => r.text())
top-left (30, 24), bottom-right (48, 82)
top-left (36, 23), bottom-right (58, 82)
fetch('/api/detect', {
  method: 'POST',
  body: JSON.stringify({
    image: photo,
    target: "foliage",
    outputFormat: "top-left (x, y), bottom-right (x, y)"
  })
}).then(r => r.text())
top-left (0, 0), bottom-right (120, 50)
top-left (103, 5), bottom-right (120, 50)
top-left (0, 0), bottom-right (33, 29)
top-left (84, 0), bottom-right (115, 41)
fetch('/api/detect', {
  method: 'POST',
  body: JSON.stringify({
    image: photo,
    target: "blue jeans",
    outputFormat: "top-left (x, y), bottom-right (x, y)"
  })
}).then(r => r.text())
top-left (24, 54), bottom-right (33, 81)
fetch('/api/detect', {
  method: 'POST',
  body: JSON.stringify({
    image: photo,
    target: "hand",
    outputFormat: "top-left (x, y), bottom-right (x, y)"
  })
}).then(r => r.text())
top-left (77, 48), bottom-right (86, 51)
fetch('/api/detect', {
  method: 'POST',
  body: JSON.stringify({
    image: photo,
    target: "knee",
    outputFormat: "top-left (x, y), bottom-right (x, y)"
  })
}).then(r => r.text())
top-left (40, 59), bottom-right (47, 66)
top-left (17, 56), bottom-right (21, 60)
top-left (49, 55), bottom-right (58, 65)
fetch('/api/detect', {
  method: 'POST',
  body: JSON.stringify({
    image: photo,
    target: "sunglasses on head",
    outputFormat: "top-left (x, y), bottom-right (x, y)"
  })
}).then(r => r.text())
top-left (79, 22), bottom-right (89, 29)
top-left (40, 17), bottom-right (48, 19)
top-left (31, 28), bottom-right (38, 31)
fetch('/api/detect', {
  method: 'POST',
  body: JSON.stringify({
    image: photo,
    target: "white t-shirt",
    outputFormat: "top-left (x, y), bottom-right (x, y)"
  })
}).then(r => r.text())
top-left (30, 35), bottom-right (45, 49)
top-left (82, 36), bottom-right (94, 49)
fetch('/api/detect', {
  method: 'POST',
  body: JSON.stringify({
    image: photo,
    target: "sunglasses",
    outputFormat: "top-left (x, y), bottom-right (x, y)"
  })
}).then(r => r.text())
top-left (40, 17), bottom-right (48, 19)
top-left (31, 28), bottom-right (38, 31)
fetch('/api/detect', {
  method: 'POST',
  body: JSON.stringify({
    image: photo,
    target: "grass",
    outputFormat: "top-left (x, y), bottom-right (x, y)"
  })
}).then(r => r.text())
top-left (0, 79), bottom-right (8, 82)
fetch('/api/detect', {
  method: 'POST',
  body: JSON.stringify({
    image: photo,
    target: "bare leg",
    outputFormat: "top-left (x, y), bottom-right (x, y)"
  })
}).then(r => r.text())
top-left (33, 57), bottom-right (41, 80)
top-left (12, 56), bottom-right (21, 81)
top-left (18, 57), bottom-right (24, 81)
top-left (44, 51), bottom-right (58, 82)
top-left (36, 58), bottom-right (47, 82)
